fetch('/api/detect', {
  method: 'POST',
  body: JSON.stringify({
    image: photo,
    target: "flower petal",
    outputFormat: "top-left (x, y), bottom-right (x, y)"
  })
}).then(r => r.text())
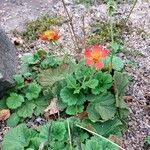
top-left (91, 45), bottom-right (101, 53)
top-left (39, 30), bottom-right (59, 41)
top-left (101, 49), bottom-right (109, 58)
top-left (95, 62), bottom-right (104, 70)
top-left (85, 59), bottom-right (94, 66)
top-left (84, 49), bottom-right (91, 58)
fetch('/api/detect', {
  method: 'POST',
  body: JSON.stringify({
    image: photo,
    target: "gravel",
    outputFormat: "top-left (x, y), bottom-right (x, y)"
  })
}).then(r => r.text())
top-left (0, 0), bottom-right (150, 149)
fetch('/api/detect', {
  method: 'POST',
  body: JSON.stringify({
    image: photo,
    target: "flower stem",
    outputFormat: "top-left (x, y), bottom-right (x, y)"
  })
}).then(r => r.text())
top-left (108, 0), bottom-right (115, 73)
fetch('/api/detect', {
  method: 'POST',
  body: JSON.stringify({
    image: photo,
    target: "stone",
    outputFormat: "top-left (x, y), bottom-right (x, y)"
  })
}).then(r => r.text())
top-left (0, 28), bottom-right (17, 98)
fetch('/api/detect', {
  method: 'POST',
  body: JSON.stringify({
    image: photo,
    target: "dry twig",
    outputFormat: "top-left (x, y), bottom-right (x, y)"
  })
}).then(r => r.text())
top-left (61, 0), bottom-right (81, 53)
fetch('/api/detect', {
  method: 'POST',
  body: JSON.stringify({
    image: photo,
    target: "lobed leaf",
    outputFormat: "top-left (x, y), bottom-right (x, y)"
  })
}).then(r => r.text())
top-left (17, 101), bottom-right (35, 118)
top-left (2, 124), bottom-right (35, 150)
top-left (60, 87), bottom-right (85, 106)
top-left (38, 64), bottom-right (71, 88)
top-left (87, 93), bottom-right (116, 122)
top-left (26, 82), bottom-right (41, 101)
top-left (6, 93), bottom-right (24, 109)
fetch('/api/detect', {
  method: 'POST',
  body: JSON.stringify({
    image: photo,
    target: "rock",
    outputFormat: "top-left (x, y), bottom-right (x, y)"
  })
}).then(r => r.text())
top-left (0, 28), bottom-right (17, 98)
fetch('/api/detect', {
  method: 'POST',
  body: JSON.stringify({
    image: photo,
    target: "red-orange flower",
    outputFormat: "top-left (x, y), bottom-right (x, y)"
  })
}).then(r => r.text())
top-left (39, 30), bottom-right (59, 41)
top-left (84, 45), bottom-right (109, 70)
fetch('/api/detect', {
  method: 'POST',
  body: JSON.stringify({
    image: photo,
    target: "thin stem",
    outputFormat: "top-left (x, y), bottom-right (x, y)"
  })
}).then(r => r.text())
top-left (51, 41), bottom-right (75, 67)
top-left (76, 124), bottom-right (125, 150)
top-left (109, 12), bottom-right (114, 43)
top-left (46, 122), bottom-right (52, 150)
top-left (61, 0), bottom-right (80, 53)
top-left (125, 0), bottom-right (138, 24)
top-left (107, 0), bottom-right (115, 73)
top-left (67, 119), bottom-right (73, 150)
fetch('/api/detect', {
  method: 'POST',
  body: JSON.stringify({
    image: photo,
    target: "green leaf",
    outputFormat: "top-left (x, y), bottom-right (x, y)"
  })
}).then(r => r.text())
top-left (26, 83), bottom-right (41, 100)
top-left (111, 42), bottom-right (120, 53)
top-left (36, 49), bottom-right (47, 59)
top-left (84, 137), bottom-right (101, 150)
top-left (87, 103), bottom-right (100, 122)
top-left (13, 75), bottom-right (24, 85)
top-left (2, 124), bottom-right (34, 150)
top-left (66, 75), bottom-right (78, 89)
top-left (113, 71), bottom-right (129, 97)
top-left (6, 93), bottom-right (24, 109)
top-left (0, 98), bottom-right (7, 109)
top-left (60, 87), bottom-right (85, 106)
top-left (102, 56), bottom-right (124, 71)
top-left (92, 118), bottom-right (124, 137)
top-left (87, 93), bottom-right (116, 122)
top-left (57, 97), bottom-right (67, 110)
top-left (38, 64), bottom-right (71, 88)
top-left (82, 79), bottom-right (98, 89)
top-left (66, 105), bottom-right (84, 115)
top-left (39, 122), bottom-right (52, 143)
top-left (34, 97), bottom-right (49, 116)
top-left (7, 113), bottom-right (20, 127)
top-left (43, 88), bottom-right (54, 100)
top-left (65, 74), bottom-right (81, 93)
top-left (19, 63), bottom-right (30, 76)
top-left (40, 56), bottom-right (56, 69)
top-left (50, 141), bottom-right (66, 150)
top-left (51, 121), bottom-right (66, 141)
top-left (92, 72), bottom-right (112, 95)
top-left (145, 136), bottom-right (150, 144)
top-left (21, 53), bottom-right (39, 65)
top-left (23, 72), bottom-right (32, 78)
top-left (75, 60), bottom-right (94, 80)
top-left (112, 56), bottom-right (124, 71)
top-left (17, 101), bottom-right (35, 118)
top-left (82, 117), bottom-right (123, 137)
top-left (113, 71), bottom-right (129, 108)
top-left (39, 121), bottom-right (66, 142)
top-left (118, 108), bottom-right (129, 120)
top-left (84, 136), bottom-right (119, 150)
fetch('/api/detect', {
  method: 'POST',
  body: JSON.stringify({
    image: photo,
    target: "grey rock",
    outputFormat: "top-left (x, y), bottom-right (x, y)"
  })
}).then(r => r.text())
top-left (0, 28), bottom-right (17, 98)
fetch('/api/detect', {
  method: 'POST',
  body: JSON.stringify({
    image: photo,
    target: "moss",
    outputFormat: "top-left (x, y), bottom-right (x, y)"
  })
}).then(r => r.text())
top-left (86, 21), bottom-right (124, 45)
top-left (86, 20), bottom-right (147, 46)
top-left (21, 15), bottom-right (61, 41)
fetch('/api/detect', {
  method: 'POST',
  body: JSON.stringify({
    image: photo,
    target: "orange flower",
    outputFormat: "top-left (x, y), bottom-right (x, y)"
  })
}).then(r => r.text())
top-left (39, 30), bottom-right (59, 41)
top-left (84, 45), bottom-right (109, 70)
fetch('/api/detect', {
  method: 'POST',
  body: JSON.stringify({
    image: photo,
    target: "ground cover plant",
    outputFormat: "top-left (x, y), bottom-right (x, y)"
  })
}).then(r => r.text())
top-left (1, 0), bottom-right (143, 149)
top-left (0, 41), bottom-right (129, 150)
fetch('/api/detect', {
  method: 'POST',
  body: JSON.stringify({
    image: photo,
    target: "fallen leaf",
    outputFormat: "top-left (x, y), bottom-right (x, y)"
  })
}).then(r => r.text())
top-left (0, 109), bottom-right (10, 121)
top-left (44, 98), bottom-right (59, 119)
top-left (76, 111), bottom-right (88, 120)
top-left (109, 135), bottom-right (122, 147)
